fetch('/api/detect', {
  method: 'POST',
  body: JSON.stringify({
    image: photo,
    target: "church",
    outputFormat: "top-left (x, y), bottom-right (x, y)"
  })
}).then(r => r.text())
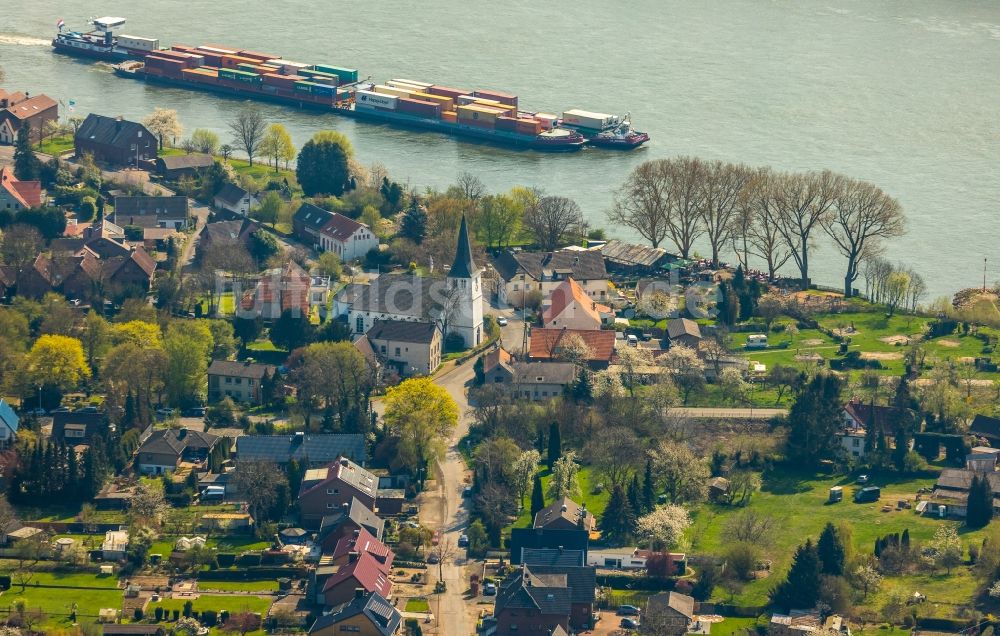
top-left (337, 215), bottom-right (485, 354)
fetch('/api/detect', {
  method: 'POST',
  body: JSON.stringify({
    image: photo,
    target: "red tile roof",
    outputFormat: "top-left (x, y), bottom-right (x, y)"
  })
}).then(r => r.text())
top-left (4, 94), bottom-right (57, 121)
top-left (320, 211), bottom-right (366, 242)
top-left (0, 166), bottom-right (42, 208)
top-left (332, 527), bottom-right (394, 569)
top-left (529, 328), bottom-right (616, 362)
top-left (321, 550), bottom-right (392, 598)
top-left (543, 277), bottom-right (608, 326)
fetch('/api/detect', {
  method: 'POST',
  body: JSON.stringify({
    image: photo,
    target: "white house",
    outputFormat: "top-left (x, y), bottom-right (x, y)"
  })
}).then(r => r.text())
top-left (542, 277), bottom-right (611, 330)
top-left (492, 249), bottom-right (609, 306)
top-left (317, 212), bottom-right (379, 262)
top-left (213, 183), bottom-right (258, 217)
top-left (102, 530), bottom-right (129, 560)
top-left (0, 399), bottom-right (19, 448)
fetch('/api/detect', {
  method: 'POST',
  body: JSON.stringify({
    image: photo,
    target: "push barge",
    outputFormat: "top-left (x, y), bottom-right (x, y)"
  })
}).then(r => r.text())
top-left (55, 17), bottom-right (649, 153)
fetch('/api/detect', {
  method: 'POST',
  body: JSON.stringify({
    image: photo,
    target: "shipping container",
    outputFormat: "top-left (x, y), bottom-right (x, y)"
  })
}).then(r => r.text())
top-left (315, 65), bottom-right (359, 83)
top-left (474, 89), bottom-right (518, 106)
top-left (386, 80), bottom-right (429, 92)
top-left (171, 44), bottom-right (197, 53)
top-left (457, 104), bottom-right (504, 123)
top-left (264, 73), bottom-right (299, 87)
top-left (199, 44), bottom-right (238, 55)
top-left (561, 109), bottom-right (616, 131)
top-left (496, 116), bottom-right (519, 132)
top-left (516, 119), bottom-right (543, 135)
top-left (409, 92), bottom-right (454, 111)
top-left (239, 50), bottom-right (280, 62)
top-left (118, 35), bottom-right (159, 51)
top-left (198, 53), bottom-right (222, 67)
top-left (391, 78), bottom-right (432, 89)
top-left (261, 59), bottom-right (283, 67)
top-left (220, 55), bottom-right (261, 69)
top-left (374, 85), bottom-right (417, 98)
top-left (428, 85), bottom-right (471, 100)
top-left (536, 113), bottom-right (558, 130)
top-left (355, 90), bottom-right (398, 110)
top-left (397, 97), bottom-right (442, 119)
top-left (441, 111), bottom-right (458, 123)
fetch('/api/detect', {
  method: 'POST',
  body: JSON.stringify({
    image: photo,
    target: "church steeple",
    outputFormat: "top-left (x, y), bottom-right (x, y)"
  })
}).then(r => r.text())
top-left (449, 214), bottom-right (477, 279)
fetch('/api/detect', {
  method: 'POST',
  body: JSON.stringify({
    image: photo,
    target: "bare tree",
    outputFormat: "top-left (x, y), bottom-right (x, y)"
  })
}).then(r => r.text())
top-left (665, 157), bottom-right (707, 259)
top-left (722, 508), bottom-right (777, 545)
top-left (744, 169), bottom-right (793, 280)
top-left (608, 159), bottom-right (673, 249)
top-left (1, 224), bottom-right (43, 270)
top-left (456, 171), bottom-right (487, 203)
top-left (227, 107), bottom-right (268, 167)
top-left (585, 426), bottom-right (642, 488)
top-left (761, 170), bottom-right (844, 289)
top-left (430, 538), bottom-right (458, 583)
top-left (821, 178), bottom-right (905, 296)
top-left (906, 269), bottom-right (926, 312)
top-left (522, 195), bottom-right (585, 250)
top-left (231, 461), bottom-right (288, 526)
top-left (699, 160), bottom-right (751, 266)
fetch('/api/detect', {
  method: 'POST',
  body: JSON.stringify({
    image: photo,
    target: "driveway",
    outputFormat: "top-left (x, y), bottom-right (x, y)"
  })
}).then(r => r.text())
top-left (417, 358), bottom-right (479, 635)
top-left (179, 200), bottom-right (210, 274)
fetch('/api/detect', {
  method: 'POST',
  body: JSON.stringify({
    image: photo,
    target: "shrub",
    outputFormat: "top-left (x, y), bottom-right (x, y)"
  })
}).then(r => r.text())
top-left (154, 607), bottom-right (164, 621)
top-left (201, 610), bottom-right (217, 627)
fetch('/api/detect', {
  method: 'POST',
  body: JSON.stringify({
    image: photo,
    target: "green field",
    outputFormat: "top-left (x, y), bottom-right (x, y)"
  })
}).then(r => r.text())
top-left (148, 594), bottom-right (272, 616)
top-left (404, 597), bottom-right (430, 613)
top-left (38, 134), bottom-right (75, 156)
top-left (0, 573), bottom-right (122, 627)
top-left (197, 580), bottom-right (279, 593)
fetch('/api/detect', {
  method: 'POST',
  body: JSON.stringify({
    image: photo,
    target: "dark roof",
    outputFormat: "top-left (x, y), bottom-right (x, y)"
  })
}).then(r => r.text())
top-left (236, 433), bottom-right (367, 465)
top-left (214, 182), bottom-right (251, 206)
top-left (495, 565), bottom-right (573, 616)
top-left (321, 211), bottom-right (366, 241)
top-left (76, 113), bottom-right (154, 150)
top-left (367, 319), bottom-right (439, 344)
top-left (353, 273), bottom-right (449, 321)
top-left (971, 415), bottom-right (1000, 440)
top-left (208, 359), bottom-right (274, 380)
top-left (51, 411), bottom-right (107, 442)
top-left (157, 154), bottom-right (213, 171)
top-left (310, 591), bottom-right (400, 636)
top-left (294, 202), bottom-right (334, 232)
top-left (449, 214), bottom-right (478, 278)
top-left (667, 318), bottom-right (702, 340)
top-left (200, 218), bottom-right (258, 247)
top-left (529, 564), bottom-right (597, 605)
top-left (493, 249), bottom-right (607, 282)
top-left (844, 400), bottom-right (904, 434)
top-left (511, 362), bottom-right (577, 386)
top-left (599, 240), bottom-right (676, 268)
top-left (138, 428), bottom-right (220, 457)
top-left (648, 591), bottom-right (695, 619)
top-left (534, 497), bottom-right (594, 529)
top-left (509, 527), bottom-right (589, 565)
top-left (319, 498), bottom-right (385, 540)
top-left (935, 468), bottom-right (1000, 494)
top-left (113, 196), bottom-right (189, 219)
top-left (521, 548), bottom-right (586, 567)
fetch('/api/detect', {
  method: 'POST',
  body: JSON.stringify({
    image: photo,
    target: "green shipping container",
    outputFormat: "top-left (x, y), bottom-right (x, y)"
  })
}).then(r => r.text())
top-left (314, 64), bottom-right (358, 83)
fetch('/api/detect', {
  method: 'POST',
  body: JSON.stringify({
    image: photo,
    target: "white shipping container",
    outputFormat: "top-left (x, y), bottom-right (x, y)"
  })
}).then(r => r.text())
top-left (386, 80), bottom-right (427, 92)
top-left (562, 109), bottom-right (616, 130)
top-left (119, 35), bottom-right (159, 51)
top-left (536, 113), bottom-right (558, 130)
top-left (356, 90), bottom-right (398, 110)
top-left (390, 78), bottom-right (432, 88)
top-left (457, 95), bottom-right (503, 107)
top-left (374, 85), bottom-right (416, 98)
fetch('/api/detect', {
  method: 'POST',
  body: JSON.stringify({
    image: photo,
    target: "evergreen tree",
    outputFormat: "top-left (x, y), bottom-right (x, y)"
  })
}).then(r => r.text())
top-left (770, 539), bottom-right (822, 610)
top-left (716, 282), bottom-right (740, 326)
top-left (642, 459), bottom-right (656, 513)
top-left (901, 528), bottom-right (910, 551)
top-left (400, 199), bottom-right (427, 244)
top-left (14, 123), bottom-right (40, 181)
top-left (547, 422), bottom-right (561, 469)
top-left (530, 475), bottom-right (545, 520)
top-left (599, 484), bottom-right (635, 544)
top-left (627, 474), bottom-right (642, 516)
top-left (785, 373), bottom-right (845, 464)
top-left (571, 368), bottom-right (592, 402)
top-left (967, 475), bottom-right (994, 528)
top-left (817, 522), bottom-right (846, 576)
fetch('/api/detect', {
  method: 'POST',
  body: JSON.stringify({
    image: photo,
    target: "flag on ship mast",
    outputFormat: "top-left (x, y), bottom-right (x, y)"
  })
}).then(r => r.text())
top-left (68, 100), bottom-right (76, 113)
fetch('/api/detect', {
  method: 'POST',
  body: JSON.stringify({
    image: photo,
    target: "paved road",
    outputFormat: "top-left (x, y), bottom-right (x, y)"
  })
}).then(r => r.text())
top-left (418, 358), bottom-right (477, 636)
top-left (666, 407), bottom-right (787, 419)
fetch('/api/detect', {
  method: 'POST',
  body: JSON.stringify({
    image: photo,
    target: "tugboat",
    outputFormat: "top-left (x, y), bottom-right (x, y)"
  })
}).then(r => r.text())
top-left (586, 113), bottom-right (650, 149)
top-left (51, 16), bottom-right (131, 62)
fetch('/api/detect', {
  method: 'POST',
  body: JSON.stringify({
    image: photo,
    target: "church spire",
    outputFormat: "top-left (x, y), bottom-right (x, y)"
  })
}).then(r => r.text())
top-left (449, 214), bottom-right (477, 279)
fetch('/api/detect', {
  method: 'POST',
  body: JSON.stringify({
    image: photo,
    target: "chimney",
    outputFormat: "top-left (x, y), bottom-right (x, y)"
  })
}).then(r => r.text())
top-left (177, 429), bottom-right (187, 440)
top-left (342, 502), bottom-right (349, 512)
top-left (558, 546), bottom-right (563, 553)
top-left (340, 458), bottom-right (349, 468)
top-left (560, 504), bottom-right (567, 512)
top-left (353, 529), bottom-right (360, 537)
top-left (354, 587), bottom-right (365, 600)
top-left (291, 431), bottom-right (304, 445)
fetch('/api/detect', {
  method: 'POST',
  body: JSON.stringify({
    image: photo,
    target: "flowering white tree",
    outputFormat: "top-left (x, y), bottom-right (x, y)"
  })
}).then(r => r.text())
top-left (616, 345), bottom-right (653, 397)
top-left (511, 450), bottom-right (541, 507)
top-left (660, 344), bottom-right (706, 404)
top-left (853, 563), bottom-right (883, 599)
top-left (636, 505), bottom-right (691, 550)
top-left (548, 452), bottom-right (580, 500)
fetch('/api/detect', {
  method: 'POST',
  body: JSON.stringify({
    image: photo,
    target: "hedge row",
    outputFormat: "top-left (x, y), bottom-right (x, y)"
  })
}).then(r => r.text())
top-left (595, 574), bottom-right (675, 591)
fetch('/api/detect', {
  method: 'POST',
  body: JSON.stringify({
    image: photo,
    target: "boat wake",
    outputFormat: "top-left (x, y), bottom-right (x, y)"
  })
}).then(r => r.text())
top-left (0, 34), bottom-right (51, 47)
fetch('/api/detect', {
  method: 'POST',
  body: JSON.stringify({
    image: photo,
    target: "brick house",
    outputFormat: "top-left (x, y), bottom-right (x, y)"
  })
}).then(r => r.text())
top-left (330, 527), bottom-right (394, 569)
top-left (75, 114), bottom-right (157, 167)
top-left (317, 498), bottom-right (385, 550)
top-left (112, 196), bottom-right (191, 230)
top-left (314, 551), bottom-right (392, 608)
top-left (135, 429), bottom-right (220, 475)
top-left (0, 90), bottom-right (58, 146)
top-left (307, 591), bottom-right (400, 636)
top-left (207, 360), bottom-right (275, 404)
top-left (493, 563), bottom-right (597, 636)
top-left (298, 457), bottom-right (379, 528)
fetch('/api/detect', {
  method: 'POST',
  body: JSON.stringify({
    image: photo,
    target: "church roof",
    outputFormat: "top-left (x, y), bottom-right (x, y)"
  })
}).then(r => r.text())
top-left (449, 214), bottom-right (478, 279)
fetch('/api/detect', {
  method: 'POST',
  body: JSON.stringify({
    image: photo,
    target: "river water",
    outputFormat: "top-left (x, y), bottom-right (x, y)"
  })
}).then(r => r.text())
top-left (2, 1), bottom-right (999, 298)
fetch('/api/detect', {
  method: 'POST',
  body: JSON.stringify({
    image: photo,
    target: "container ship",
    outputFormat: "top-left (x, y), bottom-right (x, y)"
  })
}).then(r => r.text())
top-left (51, 17), bottom-right (159, 62)
top-left (53, 19), bottom-right (649, 152)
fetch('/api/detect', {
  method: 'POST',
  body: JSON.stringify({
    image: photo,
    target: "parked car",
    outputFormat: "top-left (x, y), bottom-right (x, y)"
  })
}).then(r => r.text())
top-left (497, 316), bottom-right (508, 327)
top-left (857, 474), bottom-right (870, 484)
top-left (483, 582), bottom-right (497, 596)
top-left (427, 553), bottom-right (440, 564)
top-left (458, 534), bottom-right (469, 548)
top-left (156, 408), bottom-right (177, 420)
top-left (617, 606), bottom-right (641, 617)
top-left (27, 407), bottom-right (46, 416)
top-left (77, 406), bottom-right (99, 413)
top-left (51, 407), bottom-right (71, 413)
top-left (462, 487), bottom-right (473, 497)
top-left (183, 407), bottom-right (207, 417)
top-left (620, 618), bottom-right (640, 630)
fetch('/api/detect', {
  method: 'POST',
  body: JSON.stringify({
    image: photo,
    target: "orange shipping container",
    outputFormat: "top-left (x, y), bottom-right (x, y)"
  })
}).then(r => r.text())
top-left (441, 111), bottom-right (458, 122)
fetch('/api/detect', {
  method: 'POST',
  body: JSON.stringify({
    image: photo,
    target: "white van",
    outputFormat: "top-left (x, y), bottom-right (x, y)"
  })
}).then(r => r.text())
top-left (745, 334), bottom-right (768, 349)
top-left (626, 334), bottom-right (639, 347)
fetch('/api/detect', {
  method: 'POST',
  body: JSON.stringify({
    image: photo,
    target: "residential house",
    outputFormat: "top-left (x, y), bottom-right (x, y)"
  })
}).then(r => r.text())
top-left (836, 399), bottom-right (907, 459)
top-left (298, 457), bottom-right (379, 528)
top-left (314, 551), bottom-right (393, 608)
top-left (521, 548), bottom-right (586, 568)
top-left (207, 359), bottom-right (275, 404)
top-left (317, 209), bottom-right (379, 262)
top-left (542, 277), bottom-right (611, 330)
top-left (928, 459), bottom-right (1000, 518)
top-left (769, 611), bottom-right (845, 636)
top-left (493, 563), bottom-right (597, 636)
top-left (239, 261), bottom-right (311, 321)
top-left (154, 154), bottom-right (214, 180)
top-left (666, 318), bottom-right (702, 349)
top-left (330, 528), bottom-right (394, 569)
top-left (0, 91), bottom-right (58, 146)
top-left (509, 527), bottom-right (590, 566)
top-left (586, 549), bottom-right (686, 575)
top-left (0, 400), bottom-right (19, 448)
top-left (75, 114), bottom-right (157, 167)
top-left (213, 183), bottom-right (258, 216)
top-left (112, 196), bottom-right (191, 230)
top-left (15, 254), bottom-right (55, 299)
top-left (534, 497), bottom-right (596, 532)
top-left (597, 239), bottom-right (680, 275)
top-left (492, 249), bottom-right (609, 306)
top-left (644, 592), bottom-right (695, 636)
top-left (308, 591), bottom-right (401, 636)
top-left (366, 319), bottom-right (441, 377)
top-left (0, 166), bottom-right (43, 211)
top-left (135, 429), bottom-right (221, 475)
top-left (492, 361), bottom-right (577, 400)
top-left (528, 328), bottom-right (616, 369)
top-left (236, 432), bottom-right (367, 467)
top-left (293, 203), bottom-right (335, 247)
top-left (102, 530), bottom-right (129, 560)
top-left (103, 247), bottom-right (157, 294)
top-left (317, 498), bottom-right (386, 551)
top-left (51, 411), bottom-right (107, 446)
top-left (482, 346), bottom-right (514, 382)
top-left (196, 218), bottom-right (259, 261)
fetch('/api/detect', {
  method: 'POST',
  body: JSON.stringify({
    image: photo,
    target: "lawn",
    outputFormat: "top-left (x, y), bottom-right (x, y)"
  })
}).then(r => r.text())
top-left (38, 134), bottom-right (75, 156)
top-left (404, 597), bottom-right (430, 613)
top-left (0, 576), bottom-right (122, 625)
top-left (197, 580), bottom-right (279, 593)
top-left (506, 466), bottom-right (609, 537)
top-left (148, 594), bottom-right (272, 616)
top-left (689, 465), bottom-right (983, 609)
top-left (150, 535), bottom-right (271, 557)
top-left (710, 617), bottom-right (765, 636)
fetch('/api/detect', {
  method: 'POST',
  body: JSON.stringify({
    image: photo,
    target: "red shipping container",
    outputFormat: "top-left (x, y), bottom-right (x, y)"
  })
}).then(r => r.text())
top-left (496, 116), bottom-right (518, 131)
top-left (428, 85), bottom-right (470, 100)
top-left (474, 89), bottom-right (518, 106)
top-left (397, 97), bottom-right (442, 119)
top-left (264, 73), bottom-right (297, 87)
top-left (239, 50), bottom-right (280, 61)
top-left (152, 49), bottom-right (191, 61)
top-left (516, 120), bottom-right (542, 135)
top-left (171, 44), bottom-right (197, 52)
